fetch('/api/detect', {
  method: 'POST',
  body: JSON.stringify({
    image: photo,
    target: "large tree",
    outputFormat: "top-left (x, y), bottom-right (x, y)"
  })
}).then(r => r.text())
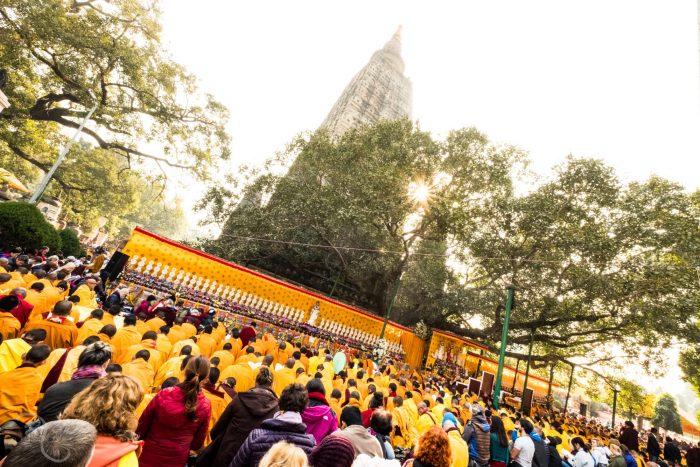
top-left (652, 394), bottom-right (683, 433)
top-left (0, 0), bottom-right (230, 212)
top-left (201, 120), bottom-right (700, 370)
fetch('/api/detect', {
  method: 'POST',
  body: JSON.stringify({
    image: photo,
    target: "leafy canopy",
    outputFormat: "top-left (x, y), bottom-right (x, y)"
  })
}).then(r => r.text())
top-left (0, 202), bottom-right (61, 252)
top-left (201, 119), bottom-right (700, 370)
top-left (652, 394), bottom-right (683, 433)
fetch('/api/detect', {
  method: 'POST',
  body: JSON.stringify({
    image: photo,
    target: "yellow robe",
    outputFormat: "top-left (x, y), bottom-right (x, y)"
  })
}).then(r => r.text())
top-left (202, 386), bottom-right (229, 446)
top-left (155, 335), bottom-right (173, 356)
top-left (135, 393), bottom-right (155, 419)
top-left (123, 340), bottom-right (163, 371)
top-left (40, 345), bottom-right (87, 382)
top-left (181, 322), bottom-right (197, 338)
top-left (219, 337), bottom-right (242, 359)
top-left (197, 333), bottom-right (217, 357)
top-left (211, 350), bottom-right (235, 370)
top-left (432, 403), bottom-right (446, 426)
top-left (404, 398), bottom-right (419, 424)
top-left (72, 284), bottom-right (98, 309)
top-left (146, 317), bottom-right (166, 333)
top-left (25, 319), bottom-right (78, 351)
top-left (170, 339), bottom-right (200, 359)
top-left (392, 406), bottom-right (417, 448)
top-left (0, 338), bottom-right (31, 374)
top-left (168, 326), bottom-right (187, 345)
top-left (0, 312), bottom-right (21, 340)
top-left (273, 367), bottom-right (295, 396)
top-left (0, 365), bottom-right (44, 423)
top-left (330, 397), bottom-right (342, 422)
top-left (154, 355), bottom-right (185, 388)
top-left (220, 363), bottom-right (255, 392)
top-left (295, 373), bottom-right (310, 386)
top-left (122, 358), bottom-right (155, 393)
top-left (76, 317), bottom-right (105, 343)
top-left (111, 326), bottom-right (143, 364)
top-left (416, 412), bottom-right (438, 436)
top-left (24, 290), bottom-right (51, 321)
top-left (448, 429), bottom-right (469, 467)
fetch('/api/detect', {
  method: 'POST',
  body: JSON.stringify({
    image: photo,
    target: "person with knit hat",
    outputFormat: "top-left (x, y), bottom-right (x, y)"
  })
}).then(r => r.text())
top-left (309, 432), bottom-right (355, 467)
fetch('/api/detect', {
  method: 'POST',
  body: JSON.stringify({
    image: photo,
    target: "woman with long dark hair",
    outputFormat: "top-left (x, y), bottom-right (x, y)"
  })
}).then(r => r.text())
top-left (568, 437), bottom-right (595, 467)
top-left (137, 355), bottom-right (212, 467)
top-left (490, 415), bottom-right (510, 467)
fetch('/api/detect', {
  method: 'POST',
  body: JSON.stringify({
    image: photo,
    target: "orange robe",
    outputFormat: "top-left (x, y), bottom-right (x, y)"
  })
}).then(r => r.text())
top-left (273, 367), bottom-right (296, 396)
top-left (72, 284), bottom-right (98, 309)
top-left (220, 363), bottom-right (255, 392)
top-left (39, 345), bottom-right (87, 382)
top-left (168, 326), bottom-right (186, 345)
top-left (123, 340), bottom-right (163, 371)
top-left (210, 350), bottom-right (235, 370)
top-left (25, 319), bottom-right (78, 350)
top-left (0, 311), bottom-right (21, 340)
top-left (0, 365), bottom-right (44, 423)
top-left (76, 318), bottom-right (105, 343)
top-left (197, 333), bottom-right (217, 357)
top-left (122, 358), bottom-right (155, 393)
top-left (170, 339), bottom-right (200, 358)
top-left (146, 317), bottom-right (166, 333)
top-left (0, 338), bottom-right (31, 374)
top-left (181, 322), bottom-right (197, 337)
top-left (111, 326), bottom-right (142, 364)
top-left (202, 385), bottom-right (229, 446)
top-left (153, 355), bottom-right (186, 388)
top-left (155, 335), bottom-right (173, 356)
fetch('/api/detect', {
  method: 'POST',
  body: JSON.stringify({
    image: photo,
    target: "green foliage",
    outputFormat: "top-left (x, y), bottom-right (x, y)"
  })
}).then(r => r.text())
top-left (58, 228), bottom-right (81, 257)
top-left (652, 394), bottom-right (683, 433)
top-left (0, 0), bottom-right (230, 235)
top-left (679, 346), bottom-right (700, 397)
top-left (119, 184), bottom-right (188, 240)
top-left (0, 202), bottom-right (61, 252)
top-left (202, 119), bottom-right (700, 369)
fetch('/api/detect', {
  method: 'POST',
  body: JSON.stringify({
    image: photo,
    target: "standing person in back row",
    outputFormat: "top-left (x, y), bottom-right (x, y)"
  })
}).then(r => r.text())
top-left (646, 428), bottom-right (661, 463)
top-left (137, 355), bottom-right (212, 467)
top-left (463, 404), bottom-right (491, 467)
top-left (510, 420), bottom-right (536, 467)
top-left (619, 421), bottom-right (639, 453)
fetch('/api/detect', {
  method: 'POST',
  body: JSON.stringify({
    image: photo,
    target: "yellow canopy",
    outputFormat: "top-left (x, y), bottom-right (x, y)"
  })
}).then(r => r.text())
top-left (0, 168), bottom-right (29, 193)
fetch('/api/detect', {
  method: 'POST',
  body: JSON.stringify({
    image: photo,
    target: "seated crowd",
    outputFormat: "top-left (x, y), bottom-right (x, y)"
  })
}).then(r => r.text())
top-left (0, 246), bottom-right (697, 467)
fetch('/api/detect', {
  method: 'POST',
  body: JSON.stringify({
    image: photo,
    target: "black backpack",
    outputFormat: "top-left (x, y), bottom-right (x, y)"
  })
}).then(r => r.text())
top-left (532, 438), bottom-right (550, 467)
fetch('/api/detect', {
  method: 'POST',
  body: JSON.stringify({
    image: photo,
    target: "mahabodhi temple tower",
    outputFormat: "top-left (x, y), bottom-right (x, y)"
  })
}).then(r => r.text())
top-left (320, 27), bottom-right (412, 137)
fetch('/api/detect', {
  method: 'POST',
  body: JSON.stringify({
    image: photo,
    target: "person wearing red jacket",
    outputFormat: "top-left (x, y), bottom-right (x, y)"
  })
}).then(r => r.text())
top-left (239, 321), bottom-right (257, 347)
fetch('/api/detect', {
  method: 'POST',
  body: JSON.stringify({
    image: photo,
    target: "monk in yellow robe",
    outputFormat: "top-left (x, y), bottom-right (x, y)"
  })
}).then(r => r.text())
top-left (0, 343), bottom-right (50, 424)
top-left (403, 391), bottom-right (419, 424)
top-left (445, 420), bottom-right (469, 467)
top-left (0, 300), bottom-right (21, 340)
top-left (416, 402), bottom-right (438, 435)
top-left (392, 397), bottom-right (417, 449)
top-left (76, 309), bottom-right (106, 343)
top-left (0, 329), bottom-right (47, 374)
top-left (273, 359), bottom-right (297, 396)
top-left (211, 345), bottom-right (235, 370)
top-left (181, 321), bottom-right (197, 338)
top-left (24, 301), bottom-right (78, 350)
top-left (431, 397), bottom-right (447, 426)
top-left (235, 346), bottom-right (258, 365)
top-left (146, 314), bottom-right (166, 333)
top-left (295, 367), bottom-right (310, 386)
top-left (23, 284), bottom-right (52, 323)
top-left (168, 324), bottom-right (187, 345)
top-left (220, 362), bottom-right (255, 392)
top-left (154, 349), bottom-right (191, 389)
top-left (39, 337), bottom-right (94, 382)
top-left (122, 331), bottom-right (163, 371)
top-left (121, 350), bottom-right (155, 393)
top-left (71, 278), bottom-right (99, 309)
top-left (197, 327), bottom-right (217, 357)
top-left (219, 335), bottom-right (242, 359)
top-left (329, 390), bottom-right (343, 422)
top-left (155, 329), bottom-right (173, 356)
top-left (202, 367), bottom-right (229, 446)
top-left (170, 337), bottom-right (200, 359)
top-left (0, 273), bottom-right (21, 295)
top-left (111, 315), bottom-right (142, 363)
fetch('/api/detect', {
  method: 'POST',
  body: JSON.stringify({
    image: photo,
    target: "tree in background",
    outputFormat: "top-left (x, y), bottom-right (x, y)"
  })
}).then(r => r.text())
top-left (0, 202), bottom-right (61, 252)
top-left (0, 0), bottom-right (230, 233)
top-left (202, 119), bottom-right (700, 372)
top-left (58, 228), bottom-right (81, 257)
top-left (652, 394), bottom-right (683, 434)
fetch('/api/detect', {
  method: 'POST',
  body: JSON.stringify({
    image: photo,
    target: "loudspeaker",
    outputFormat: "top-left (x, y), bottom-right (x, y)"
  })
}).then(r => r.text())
top-left (102, 251), bottom-right (130, 282)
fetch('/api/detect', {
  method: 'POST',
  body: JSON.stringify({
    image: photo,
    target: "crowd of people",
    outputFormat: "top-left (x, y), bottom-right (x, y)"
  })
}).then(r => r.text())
top-left (0, 245), bottom-right (698, 467)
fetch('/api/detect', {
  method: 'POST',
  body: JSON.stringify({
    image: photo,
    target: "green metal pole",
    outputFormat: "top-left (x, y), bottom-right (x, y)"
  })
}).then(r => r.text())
top-left (612, 388), bottom-right (619, 429)
top-left (564, 364), bottom-right (575, 412)
top-left (379, 275), bottom-right (402, 339)
top-left (520, 330), bottom-right (535, 412)
top-left (492, 285), bottom-right (515, 410)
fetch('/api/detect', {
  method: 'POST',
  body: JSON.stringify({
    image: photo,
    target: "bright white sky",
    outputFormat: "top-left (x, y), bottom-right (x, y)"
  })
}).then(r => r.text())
top-left (161, 0), bottom-right (700, 195)
top-left (159, 1), bottom-right (700, 399)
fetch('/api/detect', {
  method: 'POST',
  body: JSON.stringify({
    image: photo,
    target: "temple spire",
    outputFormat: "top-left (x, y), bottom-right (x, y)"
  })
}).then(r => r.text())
top-left (383, 25), bottom-right (402, 56)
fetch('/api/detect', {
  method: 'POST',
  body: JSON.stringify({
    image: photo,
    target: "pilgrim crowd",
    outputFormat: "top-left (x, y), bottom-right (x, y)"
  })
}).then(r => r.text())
top-left (0, 246), bottom-right (698, 467)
